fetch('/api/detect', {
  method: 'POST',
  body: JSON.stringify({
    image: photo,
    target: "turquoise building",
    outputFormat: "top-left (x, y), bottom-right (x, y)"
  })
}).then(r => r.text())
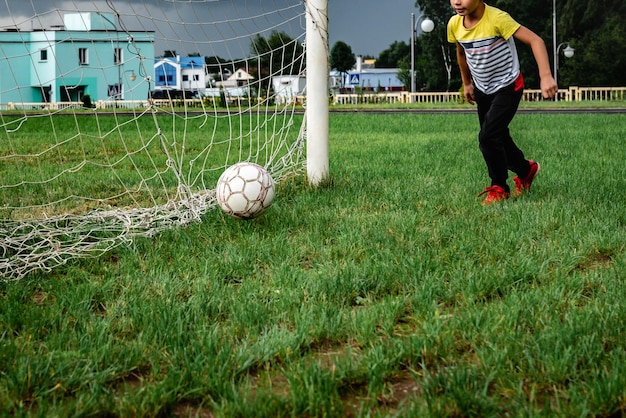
top-left (0, 12), bottom-right (154, 104)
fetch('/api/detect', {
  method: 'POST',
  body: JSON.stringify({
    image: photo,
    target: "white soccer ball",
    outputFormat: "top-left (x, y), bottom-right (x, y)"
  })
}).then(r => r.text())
top-left (216, 162), bottom-right (275, 219)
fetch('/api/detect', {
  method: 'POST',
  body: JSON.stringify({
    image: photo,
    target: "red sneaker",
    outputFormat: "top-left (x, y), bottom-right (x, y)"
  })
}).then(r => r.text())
top-left (477, 185), bottom-right (510, 205)
top-left (513, 160), bottom-right (540, 196)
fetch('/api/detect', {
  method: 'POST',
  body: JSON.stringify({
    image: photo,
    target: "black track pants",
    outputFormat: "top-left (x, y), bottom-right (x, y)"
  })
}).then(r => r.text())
top-left (474, 83), bottom-right (530, 191)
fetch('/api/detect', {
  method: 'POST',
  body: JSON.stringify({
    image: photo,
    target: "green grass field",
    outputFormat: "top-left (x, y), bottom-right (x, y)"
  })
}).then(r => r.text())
top-left (2, 110), bottom-right (626, 417)
top-left (0, 112), bottom-right (297, 219)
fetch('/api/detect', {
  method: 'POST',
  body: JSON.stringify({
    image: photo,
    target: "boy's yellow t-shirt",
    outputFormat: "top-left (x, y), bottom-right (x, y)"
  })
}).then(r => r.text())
top-left (447, 4), bottom-right (521, 94)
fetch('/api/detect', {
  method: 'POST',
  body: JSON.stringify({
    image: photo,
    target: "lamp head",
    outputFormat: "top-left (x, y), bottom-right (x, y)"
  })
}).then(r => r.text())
top-left (563, 45), bottom-right (575, 58)
top-left (421, 18), bottom-right (435, 33)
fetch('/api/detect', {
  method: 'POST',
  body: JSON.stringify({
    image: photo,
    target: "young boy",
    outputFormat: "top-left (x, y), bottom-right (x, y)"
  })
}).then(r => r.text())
top-left (447, 0), bottom-right (558, 204)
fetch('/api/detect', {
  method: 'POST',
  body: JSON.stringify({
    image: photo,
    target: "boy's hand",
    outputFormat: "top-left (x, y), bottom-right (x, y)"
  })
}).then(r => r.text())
top-left (464, 84), bottom-right (475, 105)
top-left (513, 26), bottom-right (559, 100)
top-left (541, 76), bottom-right (559, 99)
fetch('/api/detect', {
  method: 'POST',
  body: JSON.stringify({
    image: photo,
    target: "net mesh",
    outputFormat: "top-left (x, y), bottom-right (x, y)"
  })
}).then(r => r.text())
top-left (0, 0), bottom-right (309, 280)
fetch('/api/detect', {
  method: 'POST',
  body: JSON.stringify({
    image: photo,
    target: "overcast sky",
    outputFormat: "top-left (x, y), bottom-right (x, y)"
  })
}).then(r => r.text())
top-left (329, 0), bottom-right (420, 56)
top-left (0, 0), bottom-right (422, 58)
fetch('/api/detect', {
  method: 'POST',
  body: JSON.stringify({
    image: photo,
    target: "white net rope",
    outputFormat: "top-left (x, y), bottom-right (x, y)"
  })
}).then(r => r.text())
top-left (0, 0), bottom-right (309, 281)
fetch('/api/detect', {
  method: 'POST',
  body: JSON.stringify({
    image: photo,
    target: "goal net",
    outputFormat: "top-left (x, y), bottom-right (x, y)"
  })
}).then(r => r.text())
top-left (0, 0), bottom-right (325, 281)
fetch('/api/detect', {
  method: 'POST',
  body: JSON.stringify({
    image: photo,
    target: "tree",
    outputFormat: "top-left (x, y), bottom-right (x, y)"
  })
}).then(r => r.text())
top-left (561, 0), bottom-right (626, 39)
top-left (561, 15), bottom-right (626, 86)
top-left (250, 31), bottom-right (305, 79)
top-left (407, 37), bottom-right (444, 91)
top-left (330, 41), bottom-right (356, 88)
top-left (204, 56), bottom-right (230, 85)
top-left (558, 0), bottom-right (626, 86)
top-left (396, 56), bottom-right (411, 91)
top-left (413, 0), bottom-right (457, 90)
top-left (205, 56), bottom-right (228, 72)
top-left (376, 41), bottom-right (410, 69)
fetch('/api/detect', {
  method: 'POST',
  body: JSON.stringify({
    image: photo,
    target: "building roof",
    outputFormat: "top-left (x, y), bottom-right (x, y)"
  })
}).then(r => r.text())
top-left (179, 57), bottom-right (204, 69)
top-left (227, 68), bottom-right (254, 81)
top-left (155, 56), bottom-right (204, 69)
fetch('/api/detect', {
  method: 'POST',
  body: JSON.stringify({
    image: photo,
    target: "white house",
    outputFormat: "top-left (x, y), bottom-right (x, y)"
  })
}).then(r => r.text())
top-left (217, 68), bottom-right (254, 88)
top-left (272, 75), bottom-right (306, 105)
top-left (154, 55), bottom-right (206, 92)
top-left (198, 67), bottom-right (253, 99)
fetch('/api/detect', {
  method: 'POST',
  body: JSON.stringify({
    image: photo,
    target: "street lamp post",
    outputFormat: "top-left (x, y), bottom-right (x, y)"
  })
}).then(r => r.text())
top-left (118, 70), bottom-right (137, 101)
top-left (555, 42), bottom-right (574, 86)
top-left (411, 13), bottom-right (435, 94)
top-left (553, 0), bottom-right (557, 80)
top-left (552, 0), bottom-right (575, 100)
top-left (552, 0), bottom-right (575, 86)
top-left (124, 70), bottom-right (137, 82)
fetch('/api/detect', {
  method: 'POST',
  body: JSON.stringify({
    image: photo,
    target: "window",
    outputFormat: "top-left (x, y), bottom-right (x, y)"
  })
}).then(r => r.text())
top-left (39, 49), bottom-right (48, 62)
top-left (78, 48), bottom-right (89, 65)
top-left (182, 75), bottom-right (189, 82)
top-left (193, 74), bottom-right (200, 81)
top-left (114, 48), bottom-right (123, 65)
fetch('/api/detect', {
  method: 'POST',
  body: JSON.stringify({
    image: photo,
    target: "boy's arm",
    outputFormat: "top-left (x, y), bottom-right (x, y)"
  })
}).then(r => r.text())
top-left (456, 43), bottom-right (475, 105)
top-left (513, 26), bottom-right (559, 99)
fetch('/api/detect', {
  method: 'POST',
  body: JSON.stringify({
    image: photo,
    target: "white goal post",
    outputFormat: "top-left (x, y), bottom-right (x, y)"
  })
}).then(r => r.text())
top-left (0, 0), bottom-right (329, 281)
top-left (305, 0), bottom-right (330, 186)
